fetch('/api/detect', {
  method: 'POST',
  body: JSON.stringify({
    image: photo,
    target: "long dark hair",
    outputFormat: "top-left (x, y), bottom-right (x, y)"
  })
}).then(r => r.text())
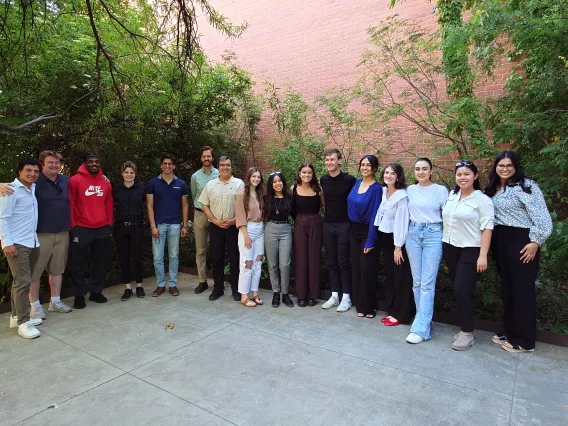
top-left (485, 151), bottom-right (531, 197)
top-left (359, 154), bottom-right (379, 174)
top-left (244, 167), bottom-right (264, 215)
top-left (263, 172), bottom-right (291, 221)
top-left (453, 161), bottom-right (481, 194)
top-left (380, 162), bottom-right (406, 189)
top-left (296, 162), bottom-right (321, 192)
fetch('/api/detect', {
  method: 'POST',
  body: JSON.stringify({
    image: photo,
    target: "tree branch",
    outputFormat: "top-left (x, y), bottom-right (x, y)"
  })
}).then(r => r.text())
top-left (0, 114), bottom-right (58, 132)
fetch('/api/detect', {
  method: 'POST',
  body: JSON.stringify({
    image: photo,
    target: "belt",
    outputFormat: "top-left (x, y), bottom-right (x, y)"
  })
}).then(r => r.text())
top-left (410, 221), bottom-right (442, 227)
top-left (195, 208), bottom-right (203, 213)
top-left (269, 220), bottom-right (289, 224)
top-left (117, 220), bottom-right (140, 227)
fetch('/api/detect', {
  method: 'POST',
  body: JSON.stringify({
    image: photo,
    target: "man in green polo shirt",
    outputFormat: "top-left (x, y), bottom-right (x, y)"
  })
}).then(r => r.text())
top-left (190, 146), bottom-right (219, 294)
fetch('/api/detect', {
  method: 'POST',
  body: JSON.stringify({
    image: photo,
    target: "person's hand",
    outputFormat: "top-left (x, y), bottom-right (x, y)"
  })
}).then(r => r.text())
top-left (244, 235), bottom-right (252, 249)
top-left (394, 249), bottom-right (404, 265)
top-left (181, 226), bottom-right (188, 237)
top-left (477, 254), bottom-right (488, 273)
top-left (520, 242), bottom-right (539, 263)
top-left (3, 245), bottom-right (17, 257)
top-left (0, 183), bottom-right (14, 197)
top-left (151, 226), bottom-right (160, 238)
top-left (363, 247), bottom-right (374, 254)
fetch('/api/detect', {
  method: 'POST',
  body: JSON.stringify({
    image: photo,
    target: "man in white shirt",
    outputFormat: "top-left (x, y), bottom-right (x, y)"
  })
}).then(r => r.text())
top-left (0, 158), bottom-right (42, 339)
top-left (198, 156), bottom-right (244, 301)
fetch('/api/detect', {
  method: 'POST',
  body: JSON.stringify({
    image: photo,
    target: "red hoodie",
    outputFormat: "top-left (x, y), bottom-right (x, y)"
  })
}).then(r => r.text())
top-left (68, 164), bottom-right (113, 228)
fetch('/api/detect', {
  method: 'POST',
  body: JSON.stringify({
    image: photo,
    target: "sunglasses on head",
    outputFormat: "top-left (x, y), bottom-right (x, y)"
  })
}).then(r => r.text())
top-left (456, 161), bottom-right (473, 168)
top-left (269, 171), bottom-right (281, 176)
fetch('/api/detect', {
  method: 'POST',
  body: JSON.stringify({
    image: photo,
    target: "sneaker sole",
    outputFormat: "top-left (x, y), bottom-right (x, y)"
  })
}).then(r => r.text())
top-left (452, 340), bottom-right (475, 351)
top-left (336, 307), bottom-right (351, 312)
top-left (19, 332), bottom-right (41, 339)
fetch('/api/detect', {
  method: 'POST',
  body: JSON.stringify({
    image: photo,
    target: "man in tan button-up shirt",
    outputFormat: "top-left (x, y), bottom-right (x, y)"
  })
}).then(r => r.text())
top-left (198, 156), bottom-right (244, 301)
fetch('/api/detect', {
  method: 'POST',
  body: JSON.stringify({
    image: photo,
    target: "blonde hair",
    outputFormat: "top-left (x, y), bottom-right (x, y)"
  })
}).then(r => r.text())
top-left (121, 161), bottom-right (137, 173)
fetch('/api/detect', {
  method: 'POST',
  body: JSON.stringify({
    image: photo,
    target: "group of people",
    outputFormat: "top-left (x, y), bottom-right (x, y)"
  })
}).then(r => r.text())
top-left (0, 147), bottom-right (552, 355)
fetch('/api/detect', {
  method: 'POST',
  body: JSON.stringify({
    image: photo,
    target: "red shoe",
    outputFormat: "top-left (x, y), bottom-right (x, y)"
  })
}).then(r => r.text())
top-left (381, 316), bottom-right (389, 323)
top-left (384, 318), bottom-right (400, 326)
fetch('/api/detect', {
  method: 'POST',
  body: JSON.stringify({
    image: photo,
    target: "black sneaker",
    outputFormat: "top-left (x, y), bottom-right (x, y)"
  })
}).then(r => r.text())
top-left (232, 294), bottom-right (241, 302)
top-left (136, 287), bottom-right (145, 298)
top-left (73, 296), bottom-right (86, 309)
top-left (282, 294), bottom-right (294, 307)
top-left (297, 299), bottom-right (307, 307)
top-left (121, 289), bottom-right (133, 301)
top-left (272, 292), bottom-right (280, 308)
top-left (89, 293), bottom-right (108, 303)
top-left (209, 289), bottom-right (224, 301)
top-left (194, 282), bottom-right (209, 294)
top-left (307, 298), bottom-right (317, 307)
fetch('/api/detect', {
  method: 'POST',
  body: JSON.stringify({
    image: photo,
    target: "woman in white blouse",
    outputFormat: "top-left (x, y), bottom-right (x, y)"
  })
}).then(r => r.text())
top-left (442, 161), bottom-right (494, 351)
top-left (485, 151), bottom-right (552, 353)
top-left (405, 158), bottom-right (449, 344)
top-left (373, 163), bottom-right (413, 326)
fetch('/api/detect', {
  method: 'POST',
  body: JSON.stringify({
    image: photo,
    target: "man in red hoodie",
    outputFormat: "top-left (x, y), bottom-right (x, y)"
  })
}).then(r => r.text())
top-left (68, 153), bottom-right (113, 309)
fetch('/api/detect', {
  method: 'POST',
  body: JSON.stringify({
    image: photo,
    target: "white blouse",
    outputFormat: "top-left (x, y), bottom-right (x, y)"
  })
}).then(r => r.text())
top-left (442, 190), bottom-right (494, 248)
top-left (407, 183), bottom-right (449, 224)
top-left (373, 189), bottom-right (409, 247)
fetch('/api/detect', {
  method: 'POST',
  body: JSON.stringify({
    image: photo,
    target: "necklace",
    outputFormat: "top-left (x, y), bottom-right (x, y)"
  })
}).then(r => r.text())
top-left (274, 197), bottom-right (283, 214)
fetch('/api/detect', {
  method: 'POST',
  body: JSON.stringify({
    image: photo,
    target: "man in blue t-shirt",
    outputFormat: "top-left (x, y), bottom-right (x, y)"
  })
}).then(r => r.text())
top-left (146, 154), bottom-right (189, 297)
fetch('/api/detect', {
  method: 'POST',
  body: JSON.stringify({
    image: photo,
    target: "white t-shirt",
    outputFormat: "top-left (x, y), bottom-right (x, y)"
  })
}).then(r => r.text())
top-left (407, 183), bottom-right (449, 224)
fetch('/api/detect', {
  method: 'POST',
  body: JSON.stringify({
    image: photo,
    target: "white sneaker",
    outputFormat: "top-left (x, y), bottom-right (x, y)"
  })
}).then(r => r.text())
top-left (406, 333), bottom-right (424, 344)
top-left (10, 316), bottom-right (42, 329)
top-left (18, 321), bottom-right (41, 339)
top-left (336, 298), bottom-right (352, 312)
top-left (31, 304), bottom-right (46, 320)
top-left (322, 296), bottom-right (339, 310)
top-left (48, 300), bottom-right (72, 313)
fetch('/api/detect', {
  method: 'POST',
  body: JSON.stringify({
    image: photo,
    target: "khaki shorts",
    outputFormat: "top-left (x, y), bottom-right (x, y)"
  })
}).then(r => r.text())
top-left (30, 231), bottom-right (70, 280)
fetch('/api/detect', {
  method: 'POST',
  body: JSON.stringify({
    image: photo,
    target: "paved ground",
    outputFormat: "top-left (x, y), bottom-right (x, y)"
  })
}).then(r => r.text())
top-left (1, 273), bottom-right (567, 426)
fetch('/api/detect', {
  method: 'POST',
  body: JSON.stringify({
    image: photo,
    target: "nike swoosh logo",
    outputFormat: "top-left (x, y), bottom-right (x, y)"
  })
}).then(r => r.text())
top-left (85, 190), bottom-right (96, 196)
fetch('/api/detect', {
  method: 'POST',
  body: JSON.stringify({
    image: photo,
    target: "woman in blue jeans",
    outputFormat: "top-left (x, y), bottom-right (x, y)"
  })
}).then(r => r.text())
top-left (405, 158), bottom-right (449, 344)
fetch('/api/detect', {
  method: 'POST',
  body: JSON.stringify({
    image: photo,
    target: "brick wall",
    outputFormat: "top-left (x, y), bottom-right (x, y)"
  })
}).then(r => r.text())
top-left (198, 0), bottom-right (508, 173)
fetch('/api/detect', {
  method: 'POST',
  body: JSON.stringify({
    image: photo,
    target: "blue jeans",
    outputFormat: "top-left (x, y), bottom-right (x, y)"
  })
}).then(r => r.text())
top-left (152, 223), bottom-right (180, 287)
top-left (405, 223), bottom-right (443, 340)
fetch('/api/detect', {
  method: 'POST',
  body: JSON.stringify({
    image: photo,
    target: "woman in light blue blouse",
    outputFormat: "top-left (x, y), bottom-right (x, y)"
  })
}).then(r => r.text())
top-left (405, 158), bottom-right (449, 344)
top-left (347, 155), bottom-right (382, 318)
top-left (485, 151), bottom-right (552, 353)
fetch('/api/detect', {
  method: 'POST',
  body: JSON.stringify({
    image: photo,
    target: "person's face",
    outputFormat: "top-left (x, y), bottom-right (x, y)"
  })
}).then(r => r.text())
top-left (122, 167), bottom-right (136, 183)
top-left (299, 167), bottom-right (313, 184)
top-left (359, 159), bottom-right (374, 177)
top-left (161, 158), bottom-right (175, 174)
top-left (86, 158), bottom-right (100, 175)
top-left (19, 165), bottom-right (40, 186)
top-left (496, 157), bottom-right (515, 181)
top-left (201, 150), bottom-right (213, 168)
top-left (383, 166), bottom-right (397, 187)
top-left (43, 155), bottom-right (61, 177)
top-left (272, 175), bottom-right (283, 193)
top-left (250, 171), bottom-right (261, 187)
top-left (414, 161), bottom-right (432, 184)
top-left (219, 159), bottom-right (232, 178)
top-left (325, 154), bottom-right (341, 173)
top-left (455, 167), bottom-right (477, 191)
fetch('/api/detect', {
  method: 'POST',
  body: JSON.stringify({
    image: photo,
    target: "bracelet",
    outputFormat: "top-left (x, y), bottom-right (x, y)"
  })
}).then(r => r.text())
top-left (151, 226), bottom-right (157, 229)
top-left (394, 247), bottom-right (402, 252)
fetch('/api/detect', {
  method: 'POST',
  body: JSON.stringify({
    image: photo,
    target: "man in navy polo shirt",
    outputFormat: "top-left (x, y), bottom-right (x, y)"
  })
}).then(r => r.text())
top-left (146, 154), bottom-right (189, 297)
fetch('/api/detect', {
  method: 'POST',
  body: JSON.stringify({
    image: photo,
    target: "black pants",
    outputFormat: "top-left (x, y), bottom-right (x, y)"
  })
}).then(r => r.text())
top-left (379, 232), bottom-right (414, 323)
top-left (294, 214), bottom-right (323, 300)
top-left (350, 222), bottom-right (378, 315)
top-left (491, 226), bottom-right (538, 349)
top-left (70, 225), bottom-right (112, 297)
top-left (442, 243), bottom-right (480, 333)
top-left (323, 221), bottom-right (352, 293)
top-left (114, 222), bottom-right (144, 284)
top-left (209, 223), bottom-right (239, 295)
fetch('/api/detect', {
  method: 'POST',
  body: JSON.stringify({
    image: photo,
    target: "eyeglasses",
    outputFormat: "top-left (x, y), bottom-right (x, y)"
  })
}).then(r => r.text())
top-left (51, 180), bottom-right (63, 193)
top-left (496, 164), bottom-right (515, 170)
top-left (456, 161), bottom-right (473, 167)
top-left (269, 171), bottom-right (281, 176)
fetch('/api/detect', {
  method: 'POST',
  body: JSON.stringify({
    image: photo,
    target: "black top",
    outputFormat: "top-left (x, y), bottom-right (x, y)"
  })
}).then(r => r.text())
top-left (320, 171), bottom-right (356, 222)
top-left (113, 183), bottom-right (146, 221)
top-left (36, 173), bottom-right (71, 233)
top-left (292, 185), bottom-right (321, 216)
top-left (266, 196), bottom-right (291, 221)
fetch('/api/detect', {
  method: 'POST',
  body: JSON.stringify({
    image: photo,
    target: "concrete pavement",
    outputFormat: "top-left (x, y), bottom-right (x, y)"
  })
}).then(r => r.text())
top-left (1, 273), bottom-right (567, 425)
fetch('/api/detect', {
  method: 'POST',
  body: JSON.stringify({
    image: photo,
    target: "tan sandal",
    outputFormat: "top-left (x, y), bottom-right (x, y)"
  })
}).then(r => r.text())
top-left (252, 295), bottom-right (263, 305)
top-left (241, 297), bottom-right (256, 308)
